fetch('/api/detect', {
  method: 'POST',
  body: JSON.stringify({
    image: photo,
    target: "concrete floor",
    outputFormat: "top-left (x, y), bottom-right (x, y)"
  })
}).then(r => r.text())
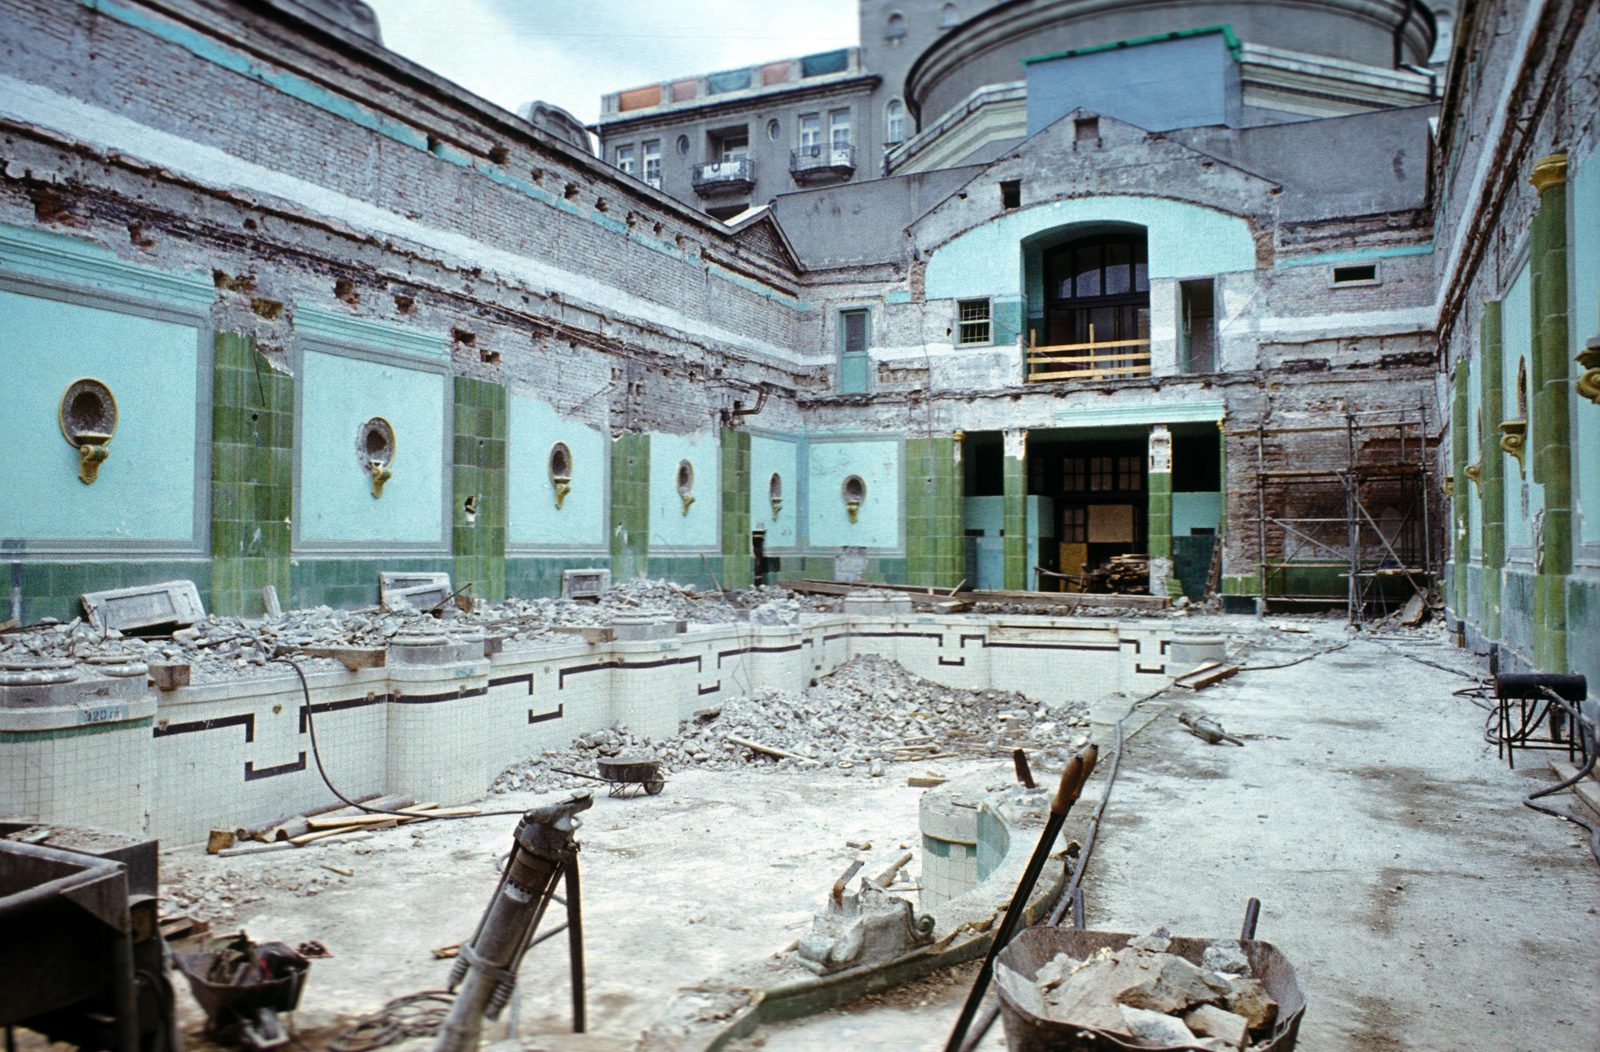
top-left (147, 616), bottom-right (1598, 1052)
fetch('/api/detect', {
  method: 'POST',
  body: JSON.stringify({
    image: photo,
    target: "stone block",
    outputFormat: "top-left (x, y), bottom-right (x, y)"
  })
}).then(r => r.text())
top-left (81, 580), bottom-right (205, 632)
top-left (1120, 1005), bottom-right (1196, 1046)
top-left (1185, 1003), bottom-right (1251, 1049)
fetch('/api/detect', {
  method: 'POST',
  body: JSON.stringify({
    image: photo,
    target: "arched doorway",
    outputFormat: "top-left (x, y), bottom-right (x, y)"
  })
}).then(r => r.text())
top-left (1031, 233), bottom-right (1150, 380)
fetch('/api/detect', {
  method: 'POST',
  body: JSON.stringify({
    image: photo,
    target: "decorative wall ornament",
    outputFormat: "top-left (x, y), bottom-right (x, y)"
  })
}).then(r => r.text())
top-left (59, 378), bottom-right (117, 484)
top-left (1464, 463), bottom-right (1482, 490)
top-left (1577, 336), bottom-right (1600, 406)
top-left (677, 459), bottom-right (695, 515)
top-left (1499, 358), bottom-right (1528, 477)
top-left (549, 442), bottom-right (573, 509)
top-left (769, 472), bottom-right (783, 519)
top-left (841, 474), bottom-right (866, 523)
top-left (358, 416), bottom-right (396, 498)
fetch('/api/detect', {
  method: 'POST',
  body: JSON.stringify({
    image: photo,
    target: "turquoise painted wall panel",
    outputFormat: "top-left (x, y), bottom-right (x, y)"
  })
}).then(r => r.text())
top-left (507, 393), bottom-right (606, 548)
top-left (298, 351), bottom-right (444, 543)
top-left (0, 290), bottom-right (197, 540)
top-left (1173, 491), bottom-right (1222, 535)
top-left (927, 196), bottom-right (1256, 301)
top-left (749, 434), bottom-right (800, 548)
top-left (650, 430), bottom-right (719, 549)
top-left (1502, 264), bottom-right (1539, 553)
top-left (809, 438), bottom-right (901, 549)
top-left (1572, 156), bottom-right (1600, 545)
top-left (964, 496), bottom-right (1004, 536)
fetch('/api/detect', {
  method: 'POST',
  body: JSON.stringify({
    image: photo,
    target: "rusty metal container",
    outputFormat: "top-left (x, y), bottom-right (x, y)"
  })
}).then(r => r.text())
top-left (994, 927), bottom-right (1305, 1052)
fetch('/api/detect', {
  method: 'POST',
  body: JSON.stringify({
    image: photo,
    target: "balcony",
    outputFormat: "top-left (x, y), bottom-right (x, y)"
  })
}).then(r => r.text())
top-left (691, 158), bottom-right (756, 196)
top-left (790, 144), bottom-right (856, 183)
top-left (1025, 338), bottom-right (1152, 383)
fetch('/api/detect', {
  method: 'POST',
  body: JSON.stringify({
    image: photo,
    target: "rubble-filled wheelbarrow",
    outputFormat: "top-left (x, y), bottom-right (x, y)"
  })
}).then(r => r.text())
top-left (991, 925), bottom-right (1306, 1052)
top-left (177, 936), bottom-right (310, 1051)
top-left (550, 756), bottom-right (666, 798)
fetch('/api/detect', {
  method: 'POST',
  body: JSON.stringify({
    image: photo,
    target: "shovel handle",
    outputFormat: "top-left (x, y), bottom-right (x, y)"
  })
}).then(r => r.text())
top-left (1050, 744), bottom-right (1100, 815)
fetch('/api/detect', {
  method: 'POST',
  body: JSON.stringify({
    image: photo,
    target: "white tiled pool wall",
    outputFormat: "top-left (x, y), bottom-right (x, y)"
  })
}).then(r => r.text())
top-left (1, 616), bottom-right (1171, 844)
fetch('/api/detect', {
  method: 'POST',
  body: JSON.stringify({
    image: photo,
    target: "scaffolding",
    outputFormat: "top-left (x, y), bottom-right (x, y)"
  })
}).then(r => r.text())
top-left (1242, 402), bottom-right (1436, 624)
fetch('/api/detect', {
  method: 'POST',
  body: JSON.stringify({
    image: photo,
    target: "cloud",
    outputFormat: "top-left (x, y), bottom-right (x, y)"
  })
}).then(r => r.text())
top-left (365, 0), bottom-right (858, 124)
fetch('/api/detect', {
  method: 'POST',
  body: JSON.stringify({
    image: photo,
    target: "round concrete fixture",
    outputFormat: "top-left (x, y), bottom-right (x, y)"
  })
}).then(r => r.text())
top-left (59, 378), bottom-right (117, 485)
top-left (358, 416), bottom-right (395, 498)
top-left (678, 459), bottom-right (696, 515)
top-left (842, 474), bottom-right (866, 522)
top-left (550, 442), bottom-right (573, 509)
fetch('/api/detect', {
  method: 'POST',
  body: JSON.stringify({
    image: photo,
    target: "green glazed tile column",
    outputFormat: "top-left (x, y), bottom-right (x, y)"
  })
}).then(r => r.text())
top-left (452, 377), bottom-right (506, 603)
top-left (1002, 429), bottom-right (1027, 591)
top-left (1530, 155), bottom-right (1570, 671)
top-left (720, 429), bottom-right (752, 589)
top-left (610, 431), bottom-right (650, 580)
top-left (1480, 301), bottom-right (1505, 644)
top-left (211, 333), bottom-right (292, 617)
top-left (1451, 360), bottom-right (1470, 619)
top-left (1147, 425), bottom-right (1175, 596)
top-left (906, 435), bottom-right (962, 588)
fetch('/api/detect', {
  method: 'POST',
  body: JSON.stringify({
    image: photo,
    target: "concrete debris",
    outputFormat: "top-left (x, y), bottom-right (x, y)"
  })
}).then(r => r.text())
top-left (491, 655), bottom-right (1086, 794)
top-left (1031, 936), bottom-right (1277, 1048)
top-left (0, 578), bottom-right (827, 685)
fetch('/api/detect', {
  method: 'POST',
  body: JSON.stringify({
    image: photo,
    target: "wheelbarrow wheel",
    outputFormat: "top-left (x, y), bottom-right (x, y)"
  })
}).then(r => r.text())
top-left (644, 780), bottom-right (665, 795)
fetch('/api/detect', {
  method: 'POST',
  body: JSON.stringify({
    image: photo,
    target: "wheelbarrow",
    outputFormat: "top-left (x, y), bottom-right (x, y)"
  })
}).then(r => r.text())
top-left (549, 756), bottom-right (666, 798)
top-left (176, 936), bottom-right (310, 1050)
top-left (991, 925), bottom-right (1305, 1052)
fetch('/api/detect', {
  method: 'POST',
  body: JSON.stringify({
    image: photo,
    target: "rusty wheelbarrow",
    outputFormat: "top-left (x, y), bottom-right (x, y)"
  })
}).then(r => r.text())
top-left (992, 926), bottom-right (1306, 1052)
top-left (176, 936), bottom-right (310, 1050)
top-left (549, 756), bottom-right (666, 798)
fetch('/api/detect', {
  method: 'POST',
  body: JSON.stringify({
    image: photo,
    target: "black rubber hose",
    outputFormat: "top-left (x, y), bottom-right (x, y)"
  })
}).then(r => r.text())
top-left (1523, 687), bottom-right (1600, 865)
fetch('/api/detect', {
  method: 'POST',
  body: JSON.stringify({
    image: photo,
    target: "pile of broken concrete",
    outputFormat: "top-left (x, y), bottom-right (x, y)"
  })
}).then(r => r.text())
top-left (491, 654), bottom-right (1091, 793)
top-left (1000, 930), bottom-right (1278, 1050)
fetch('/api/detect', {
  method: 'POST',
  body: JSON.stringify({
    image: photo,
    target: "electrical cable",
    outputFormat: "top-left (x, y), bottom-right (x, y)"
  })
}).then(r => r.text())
top-left (1235, 640), bottom-right (1349, 671)
top-left (274, 657), bottom-right (533, 823)
top-left (329, 991), bottom-right (456, 1052)
top-left (1522, 686), bottom-right (1600, 865)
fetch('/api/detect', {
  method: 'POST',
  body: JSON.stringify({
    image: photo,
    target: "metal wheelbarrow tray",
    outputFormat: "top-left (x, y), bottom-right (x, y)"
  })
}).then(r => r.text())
top-left (994, 927), bottom-right (1305, 1052)
top-left (551, 756), bottom-right (666, 798)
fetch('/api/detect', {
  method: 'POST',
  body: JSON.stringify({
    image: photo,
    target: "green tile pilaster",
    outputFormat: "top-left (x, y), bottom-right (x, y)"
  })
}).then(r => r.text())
top-left (210, 333), bottom-right (292, 617)
top-left (1480, 300), bottom-right (1505, 644)
top-left (1451, 360), bottom-right (1470, 619)
top-left (1002, 431), bottom-right (1027, 591)
top-left (1530, 157), bottom-right (1569, 671)
top-left (906, 436), bottom-right (962, 588)
top-left (452, 377), bottom-right (506, 602)
top-left (610, 431), bottom-right (650, 580)
top-left (720, 429), bottom-right (752, 589)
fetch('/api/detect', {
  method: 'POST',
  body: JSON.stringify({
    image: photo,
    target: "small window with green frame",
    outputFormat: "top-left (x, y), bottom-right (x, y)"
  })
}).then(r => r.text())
top-left (957, 299), bottom-right (991, 345)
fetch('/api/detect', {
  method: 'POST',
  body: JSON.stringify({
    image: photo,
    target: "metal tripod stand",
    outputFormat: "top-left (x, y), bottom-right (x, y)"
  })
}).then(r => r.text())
top-left (434, 791), bottom-right (592, 1052)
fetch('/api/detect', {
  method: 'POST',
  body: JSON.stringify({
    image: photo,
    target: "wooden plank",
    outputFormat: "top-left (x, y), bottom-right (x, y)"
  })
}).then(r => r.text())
top-left (300, 646), bottom-right (385, 671)
top-left (306, 812), bottom-right (412, 829)
top-left (1175, 663), bottom-right (1239, 690)
top-left (780, 579), bottom-right (1167, 611)
top-left (549, 625), bottom-right (614, 644)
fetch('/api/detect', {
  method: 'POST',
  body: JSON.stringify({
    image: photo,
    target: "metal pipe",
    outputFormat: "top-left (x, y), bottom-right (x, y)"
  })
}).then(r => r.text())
top-left (565, 862), bottom-right (586, 1034)
top-left (1241, 897), bottom-right (1261, 942)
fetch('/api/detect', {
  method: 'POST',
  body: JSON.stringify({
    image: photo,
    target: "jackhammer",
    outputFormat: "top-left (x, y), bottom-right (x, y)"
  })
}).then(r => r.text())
top-left (433, 791), bottom-right (593, 1052)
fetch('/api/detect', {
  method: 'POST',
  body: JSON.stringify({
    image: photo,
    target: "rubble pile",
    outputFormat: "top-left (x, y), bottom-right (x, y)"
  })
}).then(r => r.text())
top-left (491, 654), bottom-right (1090, 794)
top-left (999, 930), bottom-right (1279, 1051)
top-left (0, 580), bottom-right (827, 684)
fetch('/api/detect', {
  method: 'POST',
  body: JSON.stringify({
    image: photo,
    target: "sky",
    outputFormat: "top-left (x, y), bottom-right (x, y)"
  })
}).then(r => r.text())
top-left (364, 0), bottom-right (860, 126)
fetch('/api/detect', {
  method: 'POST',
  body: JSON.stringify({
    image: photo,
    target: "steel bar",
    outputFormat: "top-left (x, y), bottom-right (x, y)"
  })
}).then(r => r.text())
top-left (565, 861), bottom-right (586, 1034)
top-left (1241, 897), bottom-right (1261, 941)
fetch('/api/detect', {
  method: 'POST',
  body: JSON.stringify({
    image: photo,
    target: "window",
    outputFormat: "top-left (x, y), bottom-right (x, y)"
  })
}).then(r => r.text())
top-left (1042, 233), bottom-right (1150, 351)
top-left (957, 299), bottom-right (991, 344)
top-left (643, 141), bottom-right (661, 187)
top-left (830, 109), bottom-right (851, 150)
top-left (1332, 263), bottom-right (1380, 285)
top-left (886, 100), bottom-right (906, 145)
top-left (839, 308), bottom-right (869, 394)
top-left (1063, 457), bottom-right (1086, 493)
top-left (1061, 505), bottom-right (1087, 543)
top-left (675, 135), bottom-right (690, 156)
top-left (1000, 179), bottom-right (1021, 209)
top-left (615, 144), bottom-right (635, 176)
top-left (941, 3), bottom-right (959, 27)
top-left (767, 118), bottom-right (781, 141)
top-left (887, 12), bottom-right (906, 39)
top-left (717, 133), bottom-right (749, 162)
top-left (799, 113), bottom-right (820, 154)
top-left (1074, 117), bottom-right (1099, 142)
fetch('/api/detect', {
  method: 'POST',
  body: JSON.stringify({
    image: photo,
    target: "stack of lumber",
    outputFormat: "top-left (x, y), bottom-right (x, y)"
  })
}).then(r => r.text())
top-left (214, 793), bottom-right (480, 855)
top-left (1105, 555), bottom-right (1150, 594)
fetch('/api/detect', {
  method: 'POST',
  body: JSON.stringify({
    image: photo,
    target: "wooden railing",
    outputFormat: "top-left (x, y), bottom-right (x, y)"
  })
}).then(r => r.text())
top-left (1025, 338), bottom-right (1151, 382)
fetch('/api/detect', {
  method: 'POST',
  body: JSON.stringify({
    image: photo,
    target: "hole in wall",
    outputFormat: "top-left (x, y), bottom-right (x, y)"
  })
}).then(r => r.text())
top-left (488, 145), bottom-right (509, 164)
top-left (841, 474), bottom-right (866, 504)
top-left (358, 417), bottom-right (395, 470)
top-left (463, 494), bottom-right (479, 523)
top-left (565, 183), bottom-right (581, 200)
top-left (61, 381), bottom-right (117, 442)
top-left (550, 443), bottom-right (573, 479)
top-left (769, 473), bottom-right (782, 501)
top-left (677, 460), bottom-right (695, 496)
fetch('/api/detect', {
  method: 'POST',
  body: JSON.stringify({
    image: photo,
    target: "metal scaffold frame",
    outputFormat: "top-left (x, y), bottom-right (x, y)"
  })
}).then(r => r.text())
top-left (1240, 400), bottom-right (1436, 624)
